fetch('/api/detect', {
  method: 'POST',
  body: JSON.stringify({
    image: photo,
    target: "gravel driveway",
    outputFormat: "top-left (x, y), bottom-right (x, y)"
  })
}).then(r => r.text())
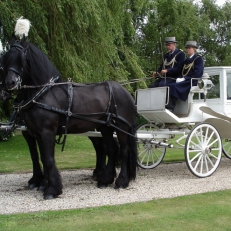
top-left (1, 159), bottom-right (231, 214)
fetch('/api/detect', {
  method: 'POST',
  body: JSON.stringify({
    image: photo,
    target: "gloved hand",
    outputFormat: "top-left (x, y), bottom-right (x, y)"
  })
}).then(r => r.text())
top-left (176, 77), bottom-right (185, 83)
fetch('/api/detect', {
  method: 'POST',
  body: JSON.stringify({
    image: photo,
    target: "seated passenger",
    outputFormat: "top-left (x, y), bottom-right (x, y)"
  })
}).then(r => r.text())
top-left (166, 41), bottom-right (204, 111)
top-left (149, 37), bottom-right (186, 88)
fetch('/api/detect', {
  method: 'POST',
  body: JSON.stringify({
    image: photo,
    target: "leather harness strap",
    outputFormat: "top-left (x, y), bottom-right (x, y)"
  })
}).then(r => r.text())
top-left (13, 80), bottom-right (133, 150)
top-left (34, 81), bottom-right (132, 128)
top-left (60, 83), bottom-right (73, 151)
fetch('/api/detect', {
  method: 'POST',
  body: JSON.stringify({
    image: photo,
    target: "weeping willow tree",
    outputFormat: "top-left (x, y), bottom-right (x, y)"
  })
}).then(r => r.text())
top-left (0, 0), bottom-right (150, 89)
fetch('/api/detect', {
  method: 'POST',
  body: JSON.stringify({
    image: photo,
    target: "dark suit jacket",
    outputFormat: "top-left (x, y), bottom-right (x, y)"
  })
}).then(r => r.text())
top-left (169, 53), bottom-right (204, 101)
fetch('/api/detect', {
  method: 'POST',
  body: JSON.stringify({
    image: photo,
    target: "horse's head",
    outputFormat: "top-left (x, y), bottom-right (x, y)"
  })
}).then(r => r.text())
top-left (2, 35), bottom-right (28, 91)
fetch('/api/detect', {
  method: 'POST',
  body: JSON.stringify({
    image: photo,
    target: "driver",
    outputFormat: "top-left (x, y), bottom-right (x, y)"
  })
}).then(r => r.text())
top-left (149, 37), bottom-right (186, 88)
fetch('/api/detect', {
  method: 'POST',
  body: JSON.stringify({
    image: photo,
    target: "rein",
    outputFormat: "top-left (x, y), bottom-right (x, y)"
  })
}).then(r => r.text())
top-left (18, 76), bottom-right (153, 89)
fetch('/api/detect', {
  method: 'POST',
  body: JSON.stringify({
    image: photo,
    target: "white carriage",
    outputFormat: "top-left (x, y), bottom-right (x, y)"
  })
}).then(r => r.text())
top-left (136, 66), bottom-right (231, 177)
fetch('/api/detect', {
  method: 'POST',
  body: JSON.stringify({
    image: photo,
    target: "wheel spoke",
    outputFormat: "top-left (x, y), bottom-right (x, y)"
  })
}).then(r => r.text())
top-left (204, 155), bottom-right (209, 173)
top-left (200, 154), bottom-right (204, 174)
top-left (226, 143), bottom-right (231, 153)
top-left (195, 130), bottom-right (203, 146)
top-left (207, 138), bottom-right (218, 148)
top-left (146, 150), bottom-right (150, 166)
top-left (225, 143), bottom-right (231, 153)
top-left (138, 147), bottom-right (148, 157)
top-left (205, 131), bottom-right (215, 146)
top-left (151, 150), bottom-right (155, 164)
top-left (208, 151), bottom-right (219, 160)
top-left (206, 154), bottom-right (215, 167)
top-left (190, 151), bottom-right (202, 162)
top-left (192, 154), bottom-right (202, 170)
top-left (140, 149), bottom-right (148, 163)
top-left (188, 139), bottom-right (202, 150)
top-left (222, 139), bottom-right (231, 159)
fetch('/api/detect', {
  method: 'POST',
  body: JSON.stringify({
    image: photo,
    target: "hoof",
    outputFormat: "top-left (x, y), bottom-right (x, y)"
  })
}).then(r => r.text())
top-left (97, 182), bottom-right (108, 189)
top-left (37, 185), bottom-right (46, 191)
top-left (28, 183), bottom-right (37, 190)
top-left (92, 175), bottom-right (98, 181)
top-left (114, 184), bottom-right (126, 189)
top-left (114, 184), bottom-right (120, 189)
top-left (98, 185), bottom-right (107, 189)
top-left (44, 194), bottom-right (57, 200)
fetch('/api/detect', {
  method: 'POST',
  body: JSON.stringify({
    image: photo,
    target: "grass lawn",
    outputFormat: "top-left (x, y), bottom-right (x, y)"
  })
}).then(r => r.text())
top-left (1, 190), bottom-right (231, 231)
top-left (0, 132), bottom-right (185, 173)
top-left (0, 133), bottom-right (98, 173)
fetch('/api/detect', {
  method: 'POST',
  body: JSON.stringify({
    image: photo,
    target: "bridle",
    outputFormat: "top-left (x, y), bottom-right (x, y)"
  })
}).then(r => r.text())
top-left (6, 43), bottom-right (27, 90)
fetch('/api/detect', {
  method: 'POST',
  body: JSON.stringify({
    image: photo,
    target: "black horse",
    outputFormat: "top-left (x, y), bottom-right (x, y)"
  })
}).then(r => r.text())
top-left (0, 52), bottom-right (120, 190)
top-left (1, 36), bottom-right (137, 200)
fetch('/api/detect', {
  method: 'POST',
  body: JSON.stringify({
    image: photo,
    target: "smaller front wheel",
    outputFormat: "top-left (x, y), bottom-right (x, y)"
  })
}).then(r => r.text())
top-left (185, 123), bottom-right (222, 178)
top-left (136, 123), bottom-right (166, 169)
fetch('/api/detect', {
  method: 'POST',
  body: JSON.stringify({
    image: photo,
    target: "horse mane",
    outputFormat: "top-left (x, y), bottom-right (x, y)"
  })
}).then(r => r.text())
top-left (26, 42), bottom-right (62, 85)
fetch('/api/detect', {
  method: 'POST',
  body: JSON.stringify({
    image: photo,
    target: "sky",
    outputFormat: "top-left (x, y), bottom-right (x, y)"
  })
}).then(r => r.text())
top-left (216, 0), bottom-right (228, 5)
top-left (195, 0), bottom-right (229, 6)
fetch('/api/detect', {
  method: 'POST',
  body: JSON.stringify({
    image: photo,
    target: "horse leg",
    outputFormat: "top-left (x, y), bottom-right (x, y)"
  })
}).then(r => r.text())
top-left (97, 127), bottom-right (117, 188)
top-left (114, 127), bottom-right (137, 189)
top-left (22, 131), bottom-right (46, 190)
top-left (36, 133), bottom-right (62, 200)
top-left (88, 137), bottom-right (107, 181)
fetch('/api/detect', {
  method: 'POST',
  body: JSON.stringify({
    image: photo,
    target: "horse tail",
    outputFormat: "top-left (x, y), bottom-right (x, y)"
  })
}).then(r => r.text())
top-left (127, 117), bottom-right (138, 180)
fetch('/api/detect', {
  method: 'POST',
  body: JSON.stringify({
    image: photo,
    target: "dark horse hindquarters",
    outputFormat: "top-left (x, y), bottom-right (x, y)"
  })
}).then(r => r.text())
top-left (1, 36), bottom-right (137, 199)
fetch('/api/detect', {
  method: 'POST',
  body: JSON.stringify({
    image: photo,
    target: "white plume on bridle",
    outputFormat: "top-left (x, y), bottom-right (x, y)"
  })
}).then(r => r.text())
top-left (14, 16), bottom-right (31, 39)
top-left (0, 40), bottom-right (3, 54)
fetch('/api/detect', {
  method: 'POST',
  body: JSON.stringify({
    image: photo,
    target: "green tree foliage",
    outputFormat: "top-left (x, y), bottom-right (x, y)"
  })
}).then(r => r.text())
top-left (200, 0), bottom-right (231, 65)
top-left (0, 0), bottom-right (149, 89)
top-left (0, 0), bottom-right (152, 119)
top-left (1, 0), bottom-right (231, 120)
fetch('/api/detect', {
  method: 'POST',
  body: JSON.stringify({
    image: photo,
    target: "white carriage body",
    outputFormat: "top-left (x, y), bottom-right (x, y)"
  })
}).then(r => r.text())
top-left (135, 67), bottom-right (231, 177)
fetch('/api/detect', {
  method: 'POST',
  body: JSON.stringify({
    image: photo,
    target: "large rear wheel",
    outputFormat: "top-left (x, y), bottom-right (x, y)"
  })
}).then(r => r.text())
top-left (136, 123), bottom-right (166, 169)
top-left (185, 123), bottom-right (222, 177)
top-left (222, 139), bottom-right (231, 159)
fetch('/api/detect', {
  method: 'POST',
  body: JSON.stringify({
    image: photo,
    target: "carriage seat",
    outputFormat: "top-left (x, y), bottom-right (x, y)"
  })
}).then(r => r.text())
top-left (172, 87), bottom-right (204, 116)
top-left (173, 74), bottom-right (212, 116)
top-left (173, 84), bottom-right (206, 116)
top-left (173, 98), bottom-right (189, 116)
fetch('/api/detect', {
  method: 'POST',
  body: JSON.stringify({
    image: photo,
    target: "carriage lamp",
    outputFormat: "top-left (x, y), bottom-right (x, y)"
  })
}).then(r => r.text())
top-left (191, 73), bottom-right (214, 102)
top-left (197, 79), bottom-right (213, 90)
top-left (197, 73), bottom-right (213, 91)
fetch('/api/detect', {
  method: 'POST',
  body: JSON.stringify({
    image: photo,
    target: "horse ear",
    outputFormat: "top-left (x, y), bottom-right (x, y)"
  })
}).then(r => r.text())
top-left (11, 33), bottom-right (17, 45)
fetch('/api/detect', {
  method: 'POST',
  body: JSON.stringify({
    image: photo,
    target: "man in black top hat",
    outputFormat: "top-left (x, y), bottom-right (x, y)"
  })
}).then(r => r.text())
top-left (149, 37), bottom-right (186, 88)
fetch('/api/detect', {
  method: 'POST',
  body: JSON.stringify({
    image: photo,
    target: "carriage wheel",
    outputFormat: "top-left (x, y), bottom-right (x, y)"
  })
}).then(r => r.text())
top-left (222, 139), bottom-right (231, 159)
top-left (136, 123), bottom-right (166, 169)
top-left (185, 123), bottom-right (222, 178)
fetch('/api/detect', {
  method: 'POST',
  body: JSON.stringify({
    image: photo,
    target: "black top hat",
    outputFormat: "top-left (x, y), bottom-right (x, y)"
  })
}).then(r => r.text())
top-left (165, 37), bottom-right (177, 44)
top-left (185, 41), bottom-right (198, 48)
